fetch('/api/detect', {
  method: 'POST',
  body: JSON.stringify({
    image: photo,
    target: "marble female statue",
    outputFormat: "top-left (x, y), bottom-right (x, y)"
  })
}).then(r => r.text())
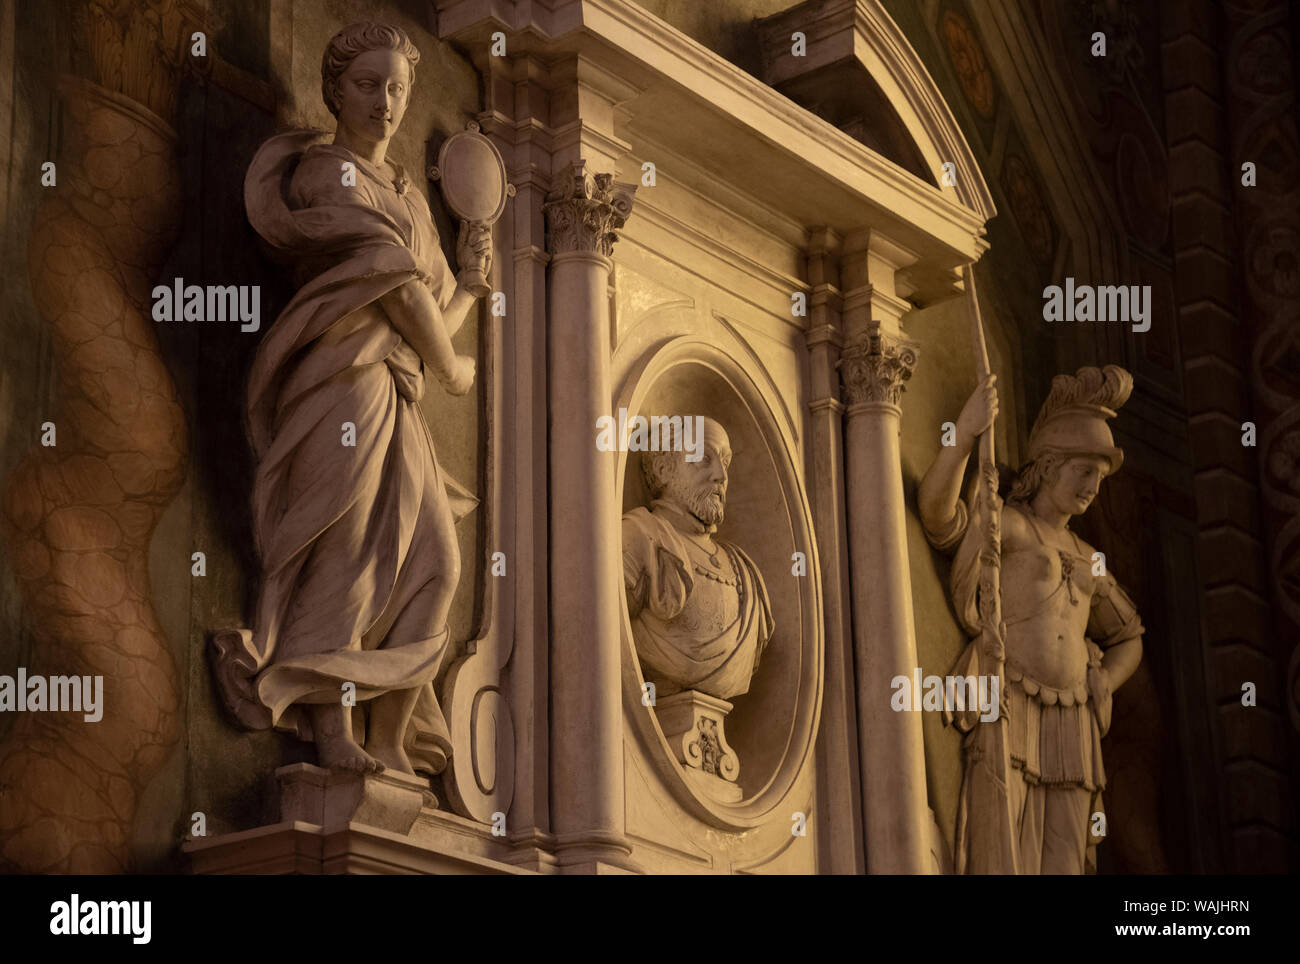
top-left (919, 366), bottom-right (1145, 873)
top-left (211, 22), bottom-right (491, 779)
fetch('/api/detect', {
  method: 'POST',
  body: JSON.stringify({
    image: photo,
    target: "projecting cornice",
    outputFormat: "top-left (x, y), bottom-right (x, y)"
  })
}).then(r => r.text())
top-left (436, 0), bottom-right (992, 273)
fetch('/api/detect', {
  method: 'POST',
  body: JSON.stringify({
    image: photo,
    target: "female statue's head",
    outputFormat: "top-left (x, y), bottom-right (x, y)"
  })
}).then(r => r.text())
top-left (321, 22), bottom-right (421, 149)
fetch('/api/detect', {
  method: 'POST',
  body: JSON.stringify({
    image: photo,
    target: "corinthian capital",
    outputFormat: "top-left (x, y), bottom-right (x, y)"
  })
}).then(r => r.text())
top-left (543, 161), bottom-right (637, 257)
top-left (838, 332), bottom-right (919, 407)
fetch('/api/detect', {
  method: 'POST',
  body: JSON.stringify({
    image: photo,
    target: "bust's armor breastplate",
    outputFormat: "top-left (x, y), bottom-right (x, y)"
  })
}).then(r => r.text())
top-left (668, 543), bottom-right (741, 637)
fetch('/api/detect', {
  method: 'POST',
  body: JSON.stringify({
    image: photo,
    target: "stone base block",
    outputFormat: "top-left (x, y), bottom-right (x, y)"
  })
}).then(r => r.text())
top-left (655, 689), bottom-right (742, 803)
top-left (277, 763), bottom-right (434, 835)
top-left (184, 764), bottom-right (538, 874)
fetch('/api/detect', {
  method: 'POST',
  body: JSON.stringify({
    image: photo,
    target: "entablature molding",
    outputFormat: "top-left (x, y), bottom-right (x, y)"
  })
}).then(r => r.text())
top-left (437, 0), bottom-right (991, 269)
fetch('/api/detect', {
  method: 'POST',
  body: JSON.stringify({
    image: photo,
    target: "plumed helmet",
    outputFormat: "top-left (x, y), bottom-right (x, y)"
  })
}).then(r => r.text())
top-left (1025, 365), bottom-right (1133, 474)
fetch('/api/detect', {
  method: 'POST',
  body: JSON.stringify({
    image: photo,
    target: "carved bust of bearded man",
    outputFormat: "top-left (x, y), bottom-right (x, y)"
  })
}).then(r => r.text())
top-left (621, 418), bottom-right (773, 701)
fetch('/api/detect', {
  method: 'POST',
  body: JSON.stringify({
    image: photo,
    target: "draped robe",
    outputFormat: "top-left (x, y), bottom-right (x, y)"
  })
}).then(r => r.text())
top-left (211, 130), bottom-right (475, 775)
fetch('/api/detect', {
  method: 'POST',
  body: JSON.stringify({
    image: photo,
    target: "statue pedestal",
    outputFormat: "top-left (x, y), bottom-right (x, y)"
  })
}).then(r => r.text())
top-left (276, 763), bottom-right (435, 835)
top-left (184, 764), bottom-right (539, 874)
top-left (655, 690), bottom-right (742, 803)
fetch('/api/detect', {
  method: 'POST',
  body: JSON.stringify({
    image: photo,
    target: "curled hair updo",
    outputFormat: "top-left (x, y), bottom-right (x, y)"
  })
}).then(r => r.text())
top-left (321, 22), bottom-right (421, 118)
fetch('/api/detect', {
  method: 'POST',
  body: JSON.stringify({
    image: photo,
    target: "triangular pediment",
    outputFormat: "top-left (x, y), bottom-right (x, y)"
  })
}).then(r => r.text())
top-left (756, 0), bottom-right (995, 222)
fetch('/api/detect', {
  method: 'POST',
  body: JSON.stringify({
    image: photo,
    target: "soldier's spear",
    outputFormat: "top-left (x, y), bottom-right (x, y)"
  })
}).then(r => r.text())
top-left (959, 264), bottom-right (1019, 874)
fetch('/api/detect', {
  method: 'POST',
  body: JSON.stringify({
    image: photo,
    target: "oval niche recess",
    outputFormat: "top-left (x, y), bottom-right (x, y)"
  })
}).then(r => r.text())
top-left (615, 336), bottom-right (824, 831)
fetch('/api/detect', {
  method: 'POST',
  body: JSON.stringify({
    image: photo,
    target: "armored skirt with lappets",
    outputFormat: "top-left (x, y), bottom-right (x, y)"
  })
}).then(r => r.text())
top-left (211, 130), bottom-right (475, 776)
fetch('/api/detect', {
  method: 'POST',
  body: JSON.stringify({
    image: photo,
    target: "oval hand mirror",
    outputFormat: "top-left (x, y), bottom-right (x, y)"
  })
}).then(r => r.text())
top-left (429, 122), bottom-right (511, 296)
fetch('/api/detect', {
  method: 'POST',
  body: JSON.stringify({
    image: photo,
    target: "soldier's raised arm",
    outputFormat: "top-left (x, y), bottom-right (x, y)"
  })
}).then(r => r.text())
top-left (918, 374), bottom-right (999, 544)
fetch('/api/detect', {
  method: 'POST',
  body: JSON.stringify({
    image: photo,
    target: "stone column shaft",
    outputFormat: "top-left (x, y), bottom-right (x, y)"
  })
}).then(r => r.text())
top-left (543, 162), bottom-right (636, 871)
top-left (840, 332), bottom-right (930, 874)
top-left (804, 229), bottom-right (866, 873)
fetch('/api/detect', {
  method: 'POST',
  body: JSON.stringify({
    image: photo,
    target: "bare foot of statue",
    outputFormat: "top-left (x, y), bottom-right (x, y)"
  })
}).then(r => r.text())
top-left (366, 741), bottom-right (414, 774)
top-left (365, 687), bottom-right (420, 775)
top-left (310, 703), bottom-right (385, 774)
top-left (319, 737), bottom-right (386, 774)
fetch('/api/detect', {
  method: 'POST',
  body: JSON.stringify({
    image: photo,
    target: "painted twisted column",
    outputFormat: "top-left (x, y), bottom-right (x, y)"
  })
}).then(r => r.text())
top-left (0, 0), bottom-right (197, 871)
top-left (543, 161), bottom-right (636, 872)
top-left (1221, 1), bottom-right (1300, 741)
top-left (840, 332), bottom-right (930, 874)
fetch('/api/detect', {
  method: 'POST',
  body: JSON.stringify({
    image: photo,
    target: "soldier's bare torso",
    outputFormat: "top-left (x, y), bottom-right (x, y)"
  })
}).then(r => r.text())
top-left (999, 503), bottom-right (1096, 690)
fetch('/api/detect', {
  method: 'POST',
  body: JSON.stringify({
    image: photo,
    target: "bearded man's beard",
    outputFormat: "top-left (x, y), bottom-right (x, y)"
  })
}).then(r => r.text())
top-left (680, 481), bottom-right (725, 526)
